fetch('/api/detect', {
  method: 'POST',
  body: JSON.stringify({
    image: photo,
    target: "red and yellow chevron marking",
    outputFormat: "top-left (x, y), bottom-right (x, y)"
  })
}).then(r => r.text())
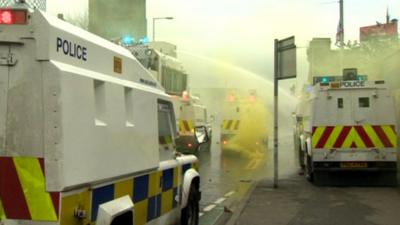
top-left (222, 120), bottom-right (240, 130)
top-left (179, 120), bottom-right (194, 133)
top-left (0, 198), bottom-right (5, 220)
top-left (312, 125), bottom-right (397, 149)
top-left (0, 157), bottom-right (59, 221)
top-left (159, 135), bottom-right (173, 144)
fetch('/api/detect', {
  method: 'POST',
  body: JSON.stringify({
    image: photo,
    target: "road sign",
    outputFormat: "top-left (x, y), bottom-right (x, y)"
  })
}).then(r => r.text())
top-left (273, 36), bottom-right (297, 188)
top-left (277, 36), bottom-right (296, 80)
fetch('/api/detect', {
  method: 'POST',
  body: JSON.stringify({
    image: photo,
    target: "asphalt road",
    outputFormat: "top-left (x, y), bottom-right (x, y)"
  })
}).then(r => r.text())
top-left (196, 123), bottom-right (297, 224)
top-left (234, 176), bottom-right (400, 225)
top-left (197, 127), bottom-right (400, 225)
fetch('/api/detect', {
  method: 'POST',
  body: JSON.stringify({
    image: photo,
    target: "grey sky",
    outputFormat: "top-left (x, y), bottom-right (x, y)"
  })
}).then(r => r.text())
top-left (47, 0), bottom-right (400, 84)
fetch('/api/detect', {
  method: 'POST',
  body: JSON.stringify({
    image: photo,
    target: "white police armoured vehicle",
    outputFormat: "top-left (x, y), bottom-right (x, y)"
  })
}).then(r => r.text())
top-left (0, 3), bottom-right (204, 225)
top-left (294, 68), bottom-right (398, 185)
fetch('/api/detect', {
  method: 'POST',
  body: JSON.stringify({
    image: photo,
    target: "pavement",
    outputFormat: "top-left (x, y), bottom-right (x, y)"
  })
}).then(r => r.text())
top-left (225, 175), bottom-right (400, 225)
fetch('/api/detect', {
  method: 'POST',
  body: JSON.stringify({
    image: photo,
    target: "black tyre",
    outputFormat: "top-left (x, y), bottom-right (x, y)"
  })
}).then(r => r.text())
top-left (181, 184), bottom-right (199, 225)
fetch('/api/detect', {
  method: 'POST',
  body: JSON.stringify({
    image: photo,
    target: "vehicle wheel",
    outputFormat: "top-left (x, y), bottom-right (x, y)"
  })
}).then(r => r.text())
top-left (305, 153), bottom-right (314, 182)
top-left (181, 184), bottom-right (199, 225)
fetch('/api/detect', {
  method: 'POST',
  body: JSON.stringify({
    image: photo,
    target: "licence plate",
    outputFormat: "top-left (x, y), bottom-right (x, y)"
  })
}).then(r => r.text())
top-left (340, 162), bottom-right (368, 168)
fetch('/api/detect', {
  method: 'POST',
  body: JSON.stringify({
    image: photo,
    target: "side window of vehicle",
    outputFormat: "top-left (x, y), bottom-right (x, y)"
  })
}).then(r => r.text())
top-left (337, 98), bottom-right (343, 109)
top-left (358, 97), bottom-right (370, 108)
top-left (157, 100), bottom-right (177, 147)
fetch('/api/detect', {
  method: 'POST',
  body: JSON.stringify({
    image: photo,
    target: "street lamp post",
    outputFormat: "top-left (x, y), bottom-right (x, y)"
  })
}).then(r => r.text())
top-left (152, 17), bottom-right (174, 42)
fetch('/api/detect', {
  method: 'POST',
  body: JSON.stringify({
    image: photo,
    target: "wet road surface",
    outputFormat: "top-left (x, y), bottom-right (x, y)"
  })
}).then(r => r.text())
top-left (234, 175), bottom-right (400, 225)
top-left (196, 123), bottom-right (297, 224)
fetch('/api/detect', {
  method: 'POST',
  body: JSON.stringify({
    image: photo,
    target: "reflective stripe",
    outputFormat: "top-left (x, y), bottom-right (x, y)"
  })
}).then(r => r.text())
top-left (312, 127), bottom-right (325, 148)
top-left (363, 125), bottom-right (384, 148)
top-left (60, 191), bottom-right (91, 225)
top-left (373, 126), bottom-right (393, 147)
top-left (324, 126), bottom-right (343, 148)
top-left (173, 167), bottom-right (179, 188)
top-left (222, 120), bottom-right (240, 130)
top-left (134, 199), bottom-right (148, 225)
top-left (114, 179), bottom-right (134, 199)
top-left (88, 165), bottom-right (186, 224)
top-left (159, 135), bottom-right (173, 144)
top-left (0, 199), bottom-right (5, 220)
top-left (0, 157), bottom-right (30, 220)
top-left (382, 125), bottom-right (397, 147)
top-left (352, 127), bottom-right (366, 148)
top-left (333, 126), bottom-right (352, 148)
top-left (315, 126), bottom-right (334, 148)
top-left (91, 184), bottom-right (114, 221)
top-left (312, 125), bottom-right (397, 149)
top-left (0, 157), bottom-right (58, 221)
top-left (341, 127), bottom-right (355, 148)
top-left (161, 189), bottom-right (173, 215)
top-left (148, 172), bottom-right (162, 197)
top-left (234, 120), bottom-right (240, 130)
top-left (222, 120), bottom-right (227, 129)
top-left (225, 120), bottom-right (233, 130)
top-left (13, 157), bottom-right (57, 221)
top-left (179, 120), bottom-right (194, 133)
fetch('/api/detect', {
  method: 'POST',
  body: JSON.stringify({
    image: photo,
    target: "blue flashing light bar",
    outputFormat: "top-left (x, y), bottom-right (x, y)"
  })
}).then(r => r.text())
top-left (356, 75), bottom-right (367, 81)
top-left (313, 75), bottom-right (368, 85)
top-left (139, 37), bottom-right (150, 45)
top-left (313, 76), bottom-right (340, 85)
top-left (122, 35), bottom-right (135, 46)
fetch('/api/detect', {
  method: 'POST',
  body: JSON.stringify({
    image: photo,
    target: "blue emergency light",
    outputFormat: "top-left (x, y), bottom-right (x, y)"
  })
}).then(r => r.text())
top-left (122, 35), bottom-right (135, 46)
top-left (321, 77), bottom-right (329, 83)
top-left (139, 37), bottom-right (150, 45)
top-left (313, 76), bottom-right (339, 85)
top-left (357, 75), bottom-right (367, 81)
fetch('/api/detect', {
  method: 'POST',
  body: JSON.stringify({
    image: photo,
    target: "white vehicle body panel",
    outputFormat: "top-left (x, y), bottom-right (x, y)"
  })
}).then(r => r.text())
top-left (303, 81), bottom-right (397, 163)
top-left (0, 7), bottom-right (200, 225)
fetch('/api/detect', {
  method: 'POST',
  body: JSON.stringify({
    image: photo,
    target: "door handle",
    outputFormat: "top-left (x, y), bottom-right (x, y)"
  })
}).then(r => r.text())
top-left (355, 118), bottom-right (366, 124)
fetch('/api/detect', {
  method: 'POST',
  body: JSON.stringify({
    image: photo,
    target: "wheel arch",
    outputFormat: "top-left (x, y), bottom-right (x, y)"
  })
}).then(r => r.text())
top-left (181, 168), bottom-right (200, 209)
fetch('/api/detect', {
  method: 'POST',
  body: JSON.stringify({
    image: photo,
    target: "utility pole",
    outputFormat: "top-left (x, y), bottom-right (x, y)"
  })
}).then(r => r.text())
top-left (386, 6), bottom-right (390, 24)
top-left (273, 39), bottom-right (279, 188)
top-left (273, 37), bottom-right (296, 188)
top-left (339, 0), bottom-right (344, 46)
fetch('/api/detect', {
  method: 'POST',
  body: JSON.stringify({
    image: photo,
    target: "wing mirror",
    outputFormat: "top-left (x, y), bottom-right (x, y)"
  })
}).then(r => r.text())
top-left (194, 126), bottom-right (209, 144)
